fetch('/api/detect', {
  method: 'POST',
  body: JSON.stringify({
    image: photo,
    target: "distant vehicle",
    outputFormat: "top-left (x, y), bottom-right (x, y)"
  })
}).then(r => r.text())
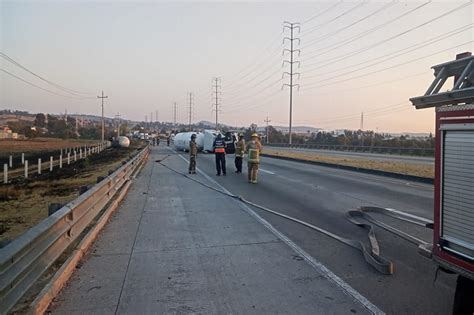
top-left (139, 132), bottom-right (149, 140)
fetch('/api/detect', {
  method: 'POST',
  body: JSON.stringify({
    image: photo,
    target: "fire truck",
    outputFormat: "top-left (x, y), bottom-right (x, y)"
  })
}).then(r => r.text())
top-left (410, 52), bottom-right (474, 313)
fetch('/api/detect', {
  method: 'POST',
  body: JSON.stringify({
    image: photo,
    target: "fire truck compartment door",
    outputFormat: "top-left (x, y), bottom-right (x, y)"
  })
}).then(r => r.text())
top-left (441, 125), bottom-right (474, 261)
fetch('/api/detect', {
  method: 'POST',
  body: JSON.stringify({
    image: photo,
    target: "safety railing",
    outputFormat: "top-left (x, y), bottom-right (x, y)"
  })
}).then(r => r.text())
top-left (0, 146), bottom-right (149, 314)
top-left (266, 143), bottom-right (435, 156)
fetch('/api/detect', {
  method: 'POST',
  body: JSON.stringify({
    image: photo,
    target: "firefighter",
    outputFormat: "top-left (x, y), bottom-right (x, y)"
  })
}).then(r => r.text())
top-left (189, 134), bottom-right (197, 174)
top-left (213, 134), bottom-right (227, 176)
top-left (167, 136), bottom-right (170, 146)
top-left (234, 133), bottom-right (245, 173)
top-left (246, 133), bottom-right (262, 184)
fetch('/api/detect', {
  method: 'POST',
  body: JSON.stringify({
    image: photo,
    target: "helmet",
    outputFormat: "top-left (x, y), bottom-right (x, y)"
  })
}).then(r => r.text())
top-left (191, 134), bottom-right (196, 139)
top-left (251, 133), bottom-right (259, 138)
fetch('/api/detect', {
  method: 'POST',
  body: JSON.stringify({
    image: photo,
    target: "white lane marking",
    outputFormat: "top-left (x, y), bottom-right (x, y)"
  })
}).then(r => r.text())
top-left (259, 168), bottom-right (275, 175)
top-left (171, 149), bottom-right (383, 315)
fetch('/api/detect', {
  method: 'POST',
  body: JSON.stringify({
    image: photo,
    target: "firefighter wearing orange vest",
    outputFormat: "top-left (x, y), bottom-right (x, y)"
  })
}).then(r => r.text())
top-left (213, 134), bottom-right (227, 176)
top-left (246, 133), bottom-right (262, 183)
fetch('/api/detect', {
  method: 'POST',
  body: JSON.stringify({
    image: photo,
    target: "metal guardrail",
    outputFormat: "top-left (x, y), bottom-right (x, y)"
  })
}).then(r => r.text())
top-left (266, 143), bottom-right (435, 156)
top-left (0, 146), bottom-right (149, 314)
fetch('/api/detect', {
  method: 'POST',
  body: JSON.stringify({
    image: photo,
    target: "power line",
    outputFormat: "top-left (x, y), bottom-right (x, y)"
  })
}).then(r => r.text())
top-left (301, 24), bottom-right (473, 82)
top-left (300, 1), bottom-right (367, 36)
top-left (301, 1), bottom-right (343, 25)
top-left (302, 2), bottom-right (471, 72)
top-left (301, 1), bottom-right (397, 49)
top-left (0, 52), bottom-right (96, 96)
top-left (300, 41), bottom-right (473, 91)
top-left (300, 1), bottom-right (433, 63)
top-left (0, 68), bottom-right (94, 100)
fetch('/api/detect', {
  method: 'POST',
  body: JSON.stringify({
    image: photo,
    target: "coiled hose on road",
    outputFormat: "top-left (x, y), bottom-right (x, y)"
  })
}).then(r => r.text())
top-left (157, 156), bottom-right (433, 276)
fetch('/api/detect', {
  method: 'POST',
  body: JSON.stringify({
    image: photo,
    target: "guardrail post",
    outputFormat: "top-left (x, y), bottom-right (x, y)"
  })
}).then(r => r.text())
top-left (59, 155), bottom-right (63, 168)
top-left (9, 155), bottom-right (13, 168)
top-left (61, 148), bottom-right (63, 156)
top-left (38, 158), bottom-right (42, 174)
top-left (21, 152), bottom-right (25, 165)
top-left (25, 160), bottom-right (28, 178)
top-left (79, 148), bottom-right (82, 159)
top-left (74, 150), bottom-right (77, 162)
top-left (67, 152), bottom-right (71, 165)
top-left (50, 156), bottom-right (53, 172)
top-left (4, 163), bottom-right (8, 184)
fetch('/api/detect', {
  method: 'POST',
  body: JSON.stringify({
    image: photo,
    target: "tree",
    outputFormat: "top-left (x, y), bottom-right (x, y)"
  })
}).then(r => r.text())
top-left (34, 113), bottom-right (46, 127)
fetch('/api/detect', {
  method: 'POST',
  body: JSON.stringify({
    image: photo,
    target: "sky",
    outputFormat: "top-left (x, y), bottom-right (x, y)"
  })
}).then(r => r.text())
top-left (1, 0), bottom-right (473, 133)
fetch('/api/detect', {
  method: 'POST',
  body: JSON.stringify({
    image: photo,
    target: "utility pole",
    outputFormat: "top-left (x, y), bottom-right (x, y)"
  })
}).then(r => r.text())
top-left (264, 116), bottom-right (271, 143)
top-left (75, 113), bottom-right (79, 135)
top-left (97, 91), bottom-right (108, 142)
top-left (188, 92), bottom-right (193, 131)
top-left (212, 77), bottom-right (221, 130)
top-left (282, 22), bottom-right (301, 145)
top-left (360, 111), bottom-right (364, 146)
top-left (173, 102), bottom-right (177, 127)
top-left (155, 110), bottom-right (159, 124)
top-left (115, 113), bottom-right (121, 138)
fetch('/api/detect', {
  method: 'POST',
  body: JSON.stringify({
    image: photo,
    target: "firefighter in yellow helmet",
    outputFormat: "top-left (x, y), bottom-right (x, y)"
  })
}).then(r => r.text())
top-left (246, 133), bottom-right (262, 184)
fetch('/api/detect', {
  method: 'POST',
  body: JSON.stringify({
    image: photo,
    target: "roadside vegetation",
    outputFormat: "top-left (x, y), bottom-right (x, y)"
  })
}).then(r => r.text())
top-left (0, 142), bottom-right (143, 245)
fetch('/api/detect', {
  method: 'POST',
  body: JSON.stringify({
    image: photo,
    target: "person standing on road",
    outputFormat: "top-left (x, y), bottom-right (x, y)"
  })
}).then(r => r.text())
top-left (213, 134), bottom-right (227, 176)
top-left (246, 133), bottom-right (262, 184)
top-left (167, 136), bottom-right (170, 146)
top-left (189, 134), bottom-right (197, 174)
top-left (234, 133), bottom-right (245, 173)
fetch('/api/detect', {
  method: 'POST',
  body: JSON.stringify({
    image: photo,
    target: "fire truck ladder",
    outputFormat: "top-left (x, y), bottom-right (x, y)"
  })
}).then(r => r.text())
top-left (410, 54), bottom-right (474, 109)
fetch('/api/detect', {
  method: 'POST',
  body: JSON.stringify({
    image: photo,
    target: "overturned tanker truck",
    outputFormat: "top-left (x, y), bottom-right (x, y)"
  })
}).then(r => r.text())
top-left (410, 52), bottom-right (474, 313)
top-left (174, 130), bottom-right (237, 153)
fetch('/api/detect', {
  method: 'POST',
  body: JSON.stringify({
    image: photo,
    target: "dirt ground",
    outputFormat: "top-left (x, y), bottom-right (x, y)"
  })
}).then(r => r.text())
top-left (0, 143), bottom-right (143, 244)
top-left (0, 138), bottom-right (97, 154)
top-left (263, 148), bottom-right (434, 179)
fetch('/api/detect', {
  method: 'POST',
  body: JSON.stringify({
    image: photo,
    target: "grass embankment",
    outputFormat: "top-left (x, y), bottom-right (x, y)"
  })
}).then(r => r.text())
top-left (0, 138), bottom-right (99, 167)
top-left (0, 143), bottom-right (142, 243)
top-left (263, 148), bottom-right (434, 179)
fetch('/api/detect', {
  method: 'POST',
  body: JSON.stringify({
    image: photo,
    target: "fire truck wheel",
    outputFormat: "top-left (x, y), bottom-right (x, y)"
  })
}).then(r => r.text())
top-left (452, 275), bottom-right (474, 315)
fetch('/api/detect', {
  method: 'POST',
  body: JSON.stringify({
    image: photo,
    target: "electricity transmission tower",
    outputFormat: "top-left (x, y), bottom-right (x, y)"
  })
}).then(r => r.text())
top-left (115, 113), bottom-right (121, 138)
top-left (264, 116), bottom-right (271, 143)
top-left (212, 77), bottom-right (222, 130)
top-left (97, 91), bottom-right (108, 142)
top-left (188, 92), bottom-right (193, 131)
top-left (282, 22), bottom-right (301, 145)
top-left (155, 110), bottom-right (159, 124)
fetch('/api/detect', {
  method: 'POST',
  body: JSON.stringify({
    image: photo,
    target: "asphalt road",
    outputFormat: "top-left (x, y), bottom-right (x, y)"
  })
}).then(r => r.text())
top-left (171, 147), bottom-right (455, 315)
top-left (266, 146), bottom-right (434, 166)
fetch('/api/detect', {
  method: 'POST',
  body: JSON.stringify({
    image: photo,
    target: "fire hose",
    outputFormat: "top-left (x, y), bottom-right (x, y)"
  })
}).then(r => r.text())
top-left (157, 157), bottom-right (433, 275)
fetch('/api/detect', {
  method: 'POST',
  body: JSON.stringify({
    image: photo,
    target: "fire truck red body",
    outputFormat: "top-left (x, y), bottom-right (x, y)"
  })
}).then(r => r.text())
top-left (411, 52), bottom-right (474, 312)
top-left (432, 106), bottom-right (474, 279)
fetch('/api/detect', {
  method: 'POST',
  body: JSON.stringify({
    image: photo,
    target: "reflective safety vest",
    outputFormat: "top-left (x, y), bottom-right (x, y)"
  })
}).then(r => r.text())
top-left (214, 139), bottom-right (226, 153)
top-left (247, 148), bottom-right (260, 163)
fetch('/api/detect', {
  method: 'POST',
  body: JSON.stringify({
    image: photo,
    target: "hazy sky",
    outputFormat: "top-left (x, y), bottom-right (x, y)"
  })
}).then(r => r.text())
top-left (1, 0), bottom-right (473, 133)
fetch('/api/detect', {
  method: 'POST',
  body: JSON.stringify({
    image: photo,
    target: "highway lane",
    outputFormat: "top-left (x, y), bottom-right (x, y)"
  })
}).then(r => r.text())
top-left (266, 146), bottom-right (435, 166)
top-left (169, 148), bottom-right (455, 314)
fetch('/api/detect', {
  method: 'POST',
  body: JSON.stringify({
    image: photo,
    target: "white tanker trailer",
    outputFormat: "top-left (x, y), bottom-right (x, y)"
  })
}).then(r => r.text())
top-left (174, 130), bottom-right (238, 153)
top-left (173, 132), bottom-right (204, 152)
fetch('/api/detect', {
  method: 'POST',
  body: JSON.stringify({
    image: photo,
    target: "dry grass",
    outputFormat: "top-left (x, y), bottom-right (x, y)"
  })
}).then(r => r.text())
top-left (0, 147), bottom-right (138, 243)
top-left (0, 138), bottom-right (97, 155)
top-left (264, 148), bottom-right (434, 179)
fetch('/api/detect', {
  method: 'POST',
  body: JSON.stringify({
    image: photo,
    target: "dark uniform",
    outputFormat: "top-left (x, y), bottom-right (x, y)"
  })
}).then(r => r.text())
top-left (234, 136), bottom-right (245, 173)
top-left (213, 135), bottom-right (227, 176)
top-left (189, 136), bottom-right (197, 174)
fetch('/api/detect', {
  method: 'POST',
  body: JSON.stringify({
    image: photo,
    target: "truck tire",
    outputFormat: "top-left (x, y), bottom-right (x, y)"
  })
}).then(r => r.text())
top-left (452, 275), bottom-right (474, 315)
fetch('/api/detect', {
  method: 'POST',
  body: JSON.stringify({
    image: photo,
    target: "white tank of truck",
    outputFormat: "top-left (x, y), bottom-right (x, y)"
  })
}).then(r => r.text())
top-left (118, 136), bottom-right (130, 148)
top-left (173, 132), bottom-right (204, 152)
